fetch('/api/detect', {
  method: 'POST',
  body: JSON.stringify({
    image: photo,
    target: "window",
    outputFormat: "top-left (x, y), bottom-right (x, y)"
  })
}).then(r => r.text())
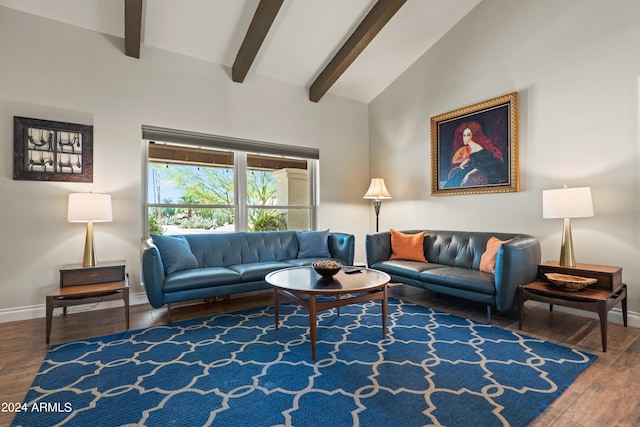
top-left (143, 126), bottom-right (318, 236)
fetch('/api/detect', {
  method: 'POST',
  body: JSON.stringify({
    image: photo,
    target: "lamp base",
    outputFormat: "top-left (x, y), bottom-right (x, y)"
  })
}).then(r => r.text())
top-left (558, 218), bottom-right (576, 267)
top-left (82, 221), bottom-right (97, 267)
top-left (373, 199), bottom-right (381, 233)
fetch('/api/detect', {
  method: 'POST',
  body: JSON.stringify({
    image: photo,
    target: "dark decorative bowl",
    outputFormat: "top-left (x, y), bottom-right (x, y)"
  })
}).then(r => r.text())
top-left (312, 260), bottom-right (342, 279)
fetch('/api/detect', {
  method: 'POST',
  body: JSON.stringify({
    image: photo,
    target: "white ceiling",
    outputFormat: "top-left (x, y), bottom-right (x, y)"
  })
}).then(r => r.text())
top-left (0, 0), bottom-right (481, 103)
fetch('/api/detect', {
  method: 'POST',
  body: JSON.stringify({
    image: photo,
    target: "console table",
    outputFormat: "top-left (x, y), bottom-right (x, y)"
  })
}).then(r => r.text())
top-left (46, 261), bottom-right (129, 344)
top-left (518, 261), bottom-right (627, 352)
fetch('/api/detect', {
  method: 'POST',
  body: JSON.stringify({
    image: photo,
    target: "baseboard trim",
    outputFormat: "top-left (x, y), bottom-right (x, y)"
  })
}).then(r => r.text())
top-left (0, 292), bottom-right (150, 324)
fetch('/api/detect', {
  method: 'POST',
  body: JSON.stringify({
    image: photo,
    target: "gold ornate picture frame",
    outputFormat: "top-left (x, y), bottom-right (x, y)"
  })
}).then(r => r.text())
top-left (430, 92), bottom-right (518, 196)
top-left (13, 116), bottom-right (93, 182)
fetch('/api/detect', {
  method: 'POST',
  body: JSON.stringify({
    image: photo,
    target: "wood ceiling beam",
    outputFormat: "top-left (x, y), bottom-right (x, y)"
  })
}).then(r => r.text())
top-left (309, 0), bottom-right (406, 103)
top-left (125, 0), bottom-right (143, 58)
top-left (232, 0), bottom-right (284, 83)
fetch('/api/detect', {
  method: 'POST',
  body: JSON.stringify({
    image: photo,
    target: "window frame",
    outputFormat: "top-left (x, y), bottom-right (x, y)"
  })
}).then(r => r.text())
top-left (142, 126), bottom-right (318, 236)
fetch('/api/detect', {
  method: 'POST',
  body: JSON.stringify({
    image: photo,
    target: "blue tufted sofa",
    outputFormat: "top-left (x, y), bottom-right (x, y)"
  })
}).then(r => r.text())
top-left (366, 230), bottom-right (540, 321)
top-left (142, 231), bottom-right (354, 316)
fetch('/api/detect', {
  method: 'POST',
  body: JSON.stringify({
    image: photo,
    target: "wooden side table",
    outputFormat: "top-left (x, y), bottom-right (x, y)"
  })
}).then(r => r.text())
top-left (518, 262), bottom-right (627, 352)
top-left (46, 261), bottom-right (129, 344)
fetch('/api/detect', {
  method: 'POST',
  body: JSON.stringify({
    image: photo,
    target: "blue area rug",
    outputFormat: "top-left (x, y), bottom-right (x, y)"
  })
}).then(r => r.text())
top-left (13, 299), bottom-right (596, 427)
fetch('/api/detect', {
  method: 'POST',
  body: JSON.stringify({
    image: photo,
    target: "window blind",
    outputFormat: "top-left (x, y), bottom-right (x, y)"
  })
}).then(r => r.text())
top-left (142, 125), bottom-right (319, 160)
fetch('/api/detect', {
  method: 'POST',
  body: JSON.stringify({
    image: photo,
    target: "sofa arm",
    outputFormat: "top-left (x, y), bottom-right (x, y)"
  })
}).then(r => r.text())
top-left (365, 232), bottom-right (392, 267)
top-left (328, 232), bottom-right (355, 265)
top-left (494, 237), bottom-right (541, 311)
top-left (141, 239), bottom-right (166, 309)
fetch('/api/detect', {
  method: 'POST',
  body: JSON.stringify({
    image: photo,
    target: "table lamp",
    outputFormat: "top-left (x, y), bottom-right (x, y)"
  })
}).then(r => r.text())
top-left (67, 192), bottom-right (112, 267)
top-left (542, 186), bottom-right (593, 267)
top-left (363, 178), bottom-right (392, 232)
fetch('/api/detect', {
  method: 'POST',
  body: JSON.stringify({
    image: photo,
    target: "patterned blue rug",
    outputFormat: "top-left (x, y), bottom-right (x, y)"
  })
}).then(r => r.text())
top-left (13, 299), bottom-right (596, 427)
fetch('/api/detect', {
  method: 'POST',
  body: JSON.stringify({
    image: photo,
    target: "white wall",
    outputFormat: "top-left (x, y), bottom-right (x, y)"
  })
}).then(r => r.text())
top-left (0, 7), bottom-right (371, 321)
top-left (369, 0), bottom-right (640, 319)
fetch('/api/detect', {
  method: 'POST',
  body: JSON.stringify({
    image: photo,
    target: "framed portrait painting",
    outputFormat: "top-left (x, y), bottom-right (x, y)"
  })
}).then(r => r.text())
top-left (430, 92), bottom-right (518, 196)
top-left (13, 116), bottom-right (93, 182)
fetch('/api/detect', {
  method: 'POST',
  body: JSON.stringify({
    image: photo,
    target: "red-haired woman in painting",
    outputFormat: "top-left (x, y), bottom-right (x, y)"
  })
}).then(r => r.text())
top-left (444, 121), bottom-right (507, 188)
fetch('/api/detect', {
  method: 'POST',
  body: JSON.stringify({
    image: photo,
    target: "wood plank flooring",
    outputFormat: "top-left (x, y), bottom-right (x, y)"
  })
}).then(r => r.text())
top-left (1, 283), bottom-right (638, 426)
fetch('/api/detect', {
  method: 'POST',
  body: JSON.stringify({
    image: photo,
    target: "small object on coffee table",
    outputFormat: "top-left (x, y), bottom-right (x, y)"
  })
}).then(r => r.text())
top-left (312, 260), bottom-right (342, 278)
top-left (545, 273), bottom-right (597, 291)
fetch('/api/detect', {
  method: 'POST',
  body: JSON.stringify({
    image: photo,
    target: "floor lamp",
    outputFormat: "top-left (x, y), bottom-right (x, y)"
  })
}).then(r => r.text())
top-left (68, 192), bottom-right (113, 267)
top-left (542, 186), bottom-right (594, 267)
top-left (363, 178), bottom-right (392, 233)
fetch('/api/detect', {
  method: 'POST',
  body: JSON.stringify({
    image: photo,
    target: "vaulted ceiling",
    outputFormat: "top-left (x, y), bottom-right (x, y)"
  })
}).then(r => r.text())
top-left (0, 0), bottom-right (481, 103)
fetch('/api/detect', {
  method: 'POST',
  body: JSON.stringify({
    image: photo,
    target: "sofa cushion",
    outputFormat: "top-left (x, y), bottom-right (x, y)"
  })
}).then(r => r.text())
top-left (390, 229), bottom-right (428, 262)
top-left (372, 260), bottom-right (444, 280)
top-left (163, 267), bottom-right (241, 293)
top-left (151, 234), bottom-right (198, 274)
top-left (480, 237), bottom-right (519, 274)
top-left (228, 261), bottom-right (293, 282)
top-left (296, 230), bottom-right (331, 258)
top-left (419, 267), bottom-right (495, 295)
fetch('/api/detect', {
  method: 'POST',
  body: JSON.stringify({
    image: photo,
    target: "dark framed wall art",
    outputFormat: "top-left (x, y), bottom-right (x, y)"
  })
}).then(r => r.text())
top-left (13, 116), bottom-right (93, 182)
top-left (430, 92), bottom-right (519, 196)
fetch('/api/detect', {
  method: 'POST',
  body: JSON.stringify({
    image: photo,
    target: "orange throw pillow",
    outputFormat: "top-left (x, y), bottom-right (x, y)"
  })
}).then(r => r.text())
top-left (480, 237), bottom-right (519, 274)
top-left (389, 229), bottom-right (428, 262)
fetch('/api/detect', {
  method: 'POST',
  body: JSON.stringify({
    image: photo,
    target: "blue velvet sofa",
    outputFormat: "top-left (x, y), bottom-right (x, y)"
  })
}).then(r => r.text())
top-left (366, 230), bottom-right (541, 321)
top-left (142, 230), bottom-right (354, 316)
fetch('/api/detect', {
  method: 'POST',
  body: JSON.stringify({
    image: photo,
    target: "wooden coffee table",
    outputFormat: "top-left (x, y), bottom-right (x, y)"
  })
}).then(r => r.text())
top-left (266, 266), bottom-right (391, 359)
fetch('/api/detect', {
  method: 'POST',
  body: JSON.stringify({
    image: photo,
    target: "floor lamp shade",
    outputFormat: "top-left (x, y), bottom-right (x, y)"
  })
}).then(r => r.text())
top-left (68, 193), bottom-right (112, 267)
top-left (363, 178), bottom-right (392, 232)
top-left (543, 186), bottom-right (593, 267)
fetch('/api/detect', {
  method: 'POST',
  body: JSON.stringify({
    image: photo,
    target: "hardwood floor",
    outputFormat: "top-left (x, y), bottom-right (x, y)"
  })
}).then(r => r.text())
top-left (1, 283), bottom-right (638, 426)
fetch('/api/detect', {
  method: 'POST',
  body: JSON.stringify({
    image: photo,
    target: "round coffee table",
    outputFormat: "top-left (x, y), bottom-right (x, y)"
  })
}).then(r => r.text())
top-left (265, 266), bottom-right (391, 359)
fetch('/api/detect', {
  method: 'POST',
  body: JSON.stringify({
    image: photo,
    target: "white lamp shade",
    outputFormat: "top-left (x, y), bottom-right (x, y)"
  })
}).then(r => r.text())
top-left (68, 193), bottom-right (113, 222)
top-left (543, 187), bottom-right (594, 219)
top-left (363, 178), bottom-right (392, 200)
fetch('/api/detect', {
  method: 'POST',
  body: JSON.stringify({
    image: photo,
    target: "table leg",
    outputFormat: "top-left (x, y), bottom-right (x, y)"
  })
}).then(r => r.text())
top-left (518, 287), bottom-right (524, 330)
top-left (309, 294), bottom-right (317, 360)
top-left (382, 285), bottom-right (388, 339)
top-left (46, 296), bottom-right (53, 344)
top-left (123, 287), bottom-right (130, 330)
top-left (273, 288), bottom-right (280, 330)
top-left (597, 300), bottom-right (607, 352)
top-left (622, 285), bottom-right (628, 327)
top-left (336, 294), bottom-right (341, 316)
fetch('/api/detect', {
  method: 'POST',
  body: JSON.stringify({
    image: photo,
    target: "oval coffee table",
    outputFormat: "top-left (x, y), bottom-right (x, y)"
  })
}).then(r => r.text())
top-left (265, 266), bottom-right (391, 360)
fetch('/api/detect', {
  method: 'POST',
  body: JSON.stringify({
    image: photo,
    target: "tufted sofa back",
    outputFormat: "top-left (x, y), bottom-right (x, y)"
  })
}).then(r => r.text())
top-left (181, 231), bottom-right (355, 268)
top-left (184, 231), bottom-right (299, 268)
top-left (366, 230), bottom-right (536, 270)
top-left (425, 230), bottom-right (531, 269)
